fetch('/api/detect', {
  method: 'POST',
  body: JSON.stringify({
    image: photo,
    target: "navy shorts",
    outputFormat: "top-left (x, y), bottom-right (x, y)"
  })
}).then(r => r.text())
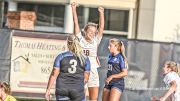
top-left (104, 82), bottom-right (125, 93)
top-left (55, 87), bottom-right (85, 101)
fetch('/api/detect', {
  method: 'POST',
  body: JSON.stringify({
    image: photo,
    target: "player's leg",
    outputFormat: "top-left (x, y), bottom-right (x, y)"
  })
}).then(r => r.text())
top-left (87, 68), bottom-right (99, 100)
top-left (102, 88), bottom-right (110, 101)
top-left (109, 83), bottom-right (124, 101)
top-left (88, 87), bottom-right (99, 100)
top-left (109, 87), bottom-right (122, 101)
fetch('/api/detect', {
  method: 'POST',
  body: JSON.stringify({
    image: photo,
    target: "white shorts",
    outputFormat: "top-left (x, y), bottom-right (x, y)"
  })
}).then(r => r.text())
top-left (174, 91), bottom-right (180, 101)
top-left (87, 67), bottom-right (99, 87)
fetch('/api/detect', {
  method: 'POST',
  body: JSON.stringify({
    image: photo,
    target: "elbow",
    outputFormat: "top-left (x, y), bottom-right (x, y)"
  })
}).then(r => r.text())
top-left (170, 82), bottom-right (177, 92)
top-left (121, 71), bottom-right (128, 78)
top-left (124, 71), bottom-right (128, 77)
top-left (172, 85), bottom-right (177, 92)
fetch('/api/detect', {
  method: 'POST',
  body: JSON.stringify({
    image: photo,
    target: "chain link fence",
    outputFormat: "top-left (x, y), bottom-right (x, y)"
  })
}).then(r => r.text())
top-left (0, 29), bottom-right (180, 101)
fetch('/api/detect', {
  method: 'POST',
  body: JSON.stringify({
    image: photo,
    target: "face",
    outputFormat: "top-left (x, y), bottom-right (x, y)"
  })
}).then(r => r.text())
top-left (108, 42), bottom-right (117, 54)
top-left (162, 64), bottom-right (171, 75)
top-left (85, 26), bottom-right (96, 41)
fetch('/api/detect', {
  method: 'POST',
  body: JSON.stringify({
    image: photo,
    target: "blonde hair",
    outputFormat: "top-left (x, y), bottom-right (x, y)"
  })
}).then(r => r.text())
top-left (109, 38), bottom-right (128, 67)
top-left (165, 61), bottom-right (180, 75)
top-left (0, 82), bottom-right (11, 95)
top-left (67, 34), bottom-right (86, 66)
top-left (84, 22), bottom-right (98, 34)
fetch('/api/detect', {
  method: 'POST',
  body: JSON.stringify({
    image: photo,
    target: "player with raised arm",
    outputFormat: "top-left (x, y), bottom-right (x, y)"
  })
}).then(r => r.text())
top-left (71, 2), bottom-right (104, 101)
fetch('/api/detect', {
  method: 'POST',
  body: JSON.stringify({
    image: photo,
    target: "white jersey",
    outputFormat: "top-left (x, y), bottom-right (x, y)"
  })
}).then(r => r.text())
top-left (163, 72), bottom-right (180, 101)
top-left (76, 32), bottom-right (101, 68)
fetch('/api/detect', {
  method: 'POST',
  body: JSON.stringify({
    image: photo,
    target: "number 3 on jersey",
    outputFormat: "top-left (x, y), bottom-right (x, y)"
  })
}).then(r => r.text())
top-left (83, 49), bottom-right (90, 56)
top-left (68, 59), bottom-right (77, 73)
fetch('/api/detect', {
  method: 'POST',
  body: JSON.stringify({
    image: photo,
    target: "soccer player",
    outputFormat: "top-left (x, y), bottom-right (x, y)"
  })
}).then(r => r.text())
top-left (71, 2), bottom-right (104, 101)
top-left (159, 61), bottom-right (180, 101)
top-left (102, 38), bottom-right (128, 101)
top-left (0, 82), bottom-right (17, 101)
top-left (45, 34), bottom-right (90, 101)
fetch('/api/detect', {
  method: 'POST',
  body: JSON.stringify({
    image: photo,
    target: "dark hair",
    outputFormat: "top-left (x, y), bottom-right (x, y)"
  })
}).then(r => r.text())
top-left (0, 82), bottom-right (11, 95)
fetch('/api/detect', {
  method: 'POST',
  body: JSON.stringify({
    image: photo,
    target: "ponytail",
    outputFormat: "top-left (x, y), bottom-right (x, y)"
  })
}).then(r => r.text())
top-left (67, 34), bottom-right (86, 66)
top-left (120, 41), bottom-right (128, 69)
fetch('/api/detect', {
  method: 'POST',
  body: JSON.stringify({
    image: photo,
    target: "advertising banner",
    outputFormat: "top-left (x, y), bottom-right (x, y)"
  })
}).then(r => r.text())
top-left (10, 30), bottom-right (67, 96)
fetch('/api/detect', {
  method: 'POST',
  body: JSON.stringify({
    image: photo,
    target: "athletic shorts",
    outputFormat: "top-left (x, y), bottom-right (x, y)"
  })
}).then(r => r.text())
top-left (174, 91), bottom-right (180, 101)
top-left (56, 88), bottom-right (85, 101)
top-left (104, 82), bottom-right (125, 93)
top-left (87, 67), bottom-right (99, 87)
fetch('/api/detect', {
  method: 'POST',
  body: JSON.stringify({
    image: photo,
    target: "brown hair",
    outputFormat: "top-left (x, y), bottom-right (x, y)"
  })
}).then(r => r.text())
top-left (165, 61), bottom-right (180, 75)
top-left (0, 82), bottom-right (11, 95)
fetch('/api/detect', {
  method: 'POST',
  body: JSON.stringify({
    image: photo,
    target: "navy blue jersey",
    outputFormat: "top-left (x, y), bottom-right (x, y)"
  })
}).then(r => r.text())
top-left (107, 53), bottom-right (126, 84)
top-left (54, 51), bottom-right (90, 88)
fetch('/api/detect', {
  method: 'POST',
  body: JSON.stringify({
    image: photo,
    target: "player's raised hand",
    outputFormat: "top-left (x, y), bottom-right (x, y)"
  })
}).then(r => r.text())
top-left (98, 7), bottom-right (104, 13)
top-left (71, 2), bottom-right (77, 9)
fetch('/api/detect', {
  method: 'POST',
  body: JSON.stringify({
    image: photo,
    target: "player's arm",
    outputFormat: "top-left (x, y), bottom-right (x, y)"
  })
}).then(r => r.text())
top-left (111, 57), bottom-right (128, 79)
top-left (71, 2), bottom-right (81, 35)
top-left (84, 57), bottom-right (91, 84)
top-left (109, 68), bottom-right (128, 79)
top-left (45, 68), bottom-right (59, 100)
top-left (84, 71), bottom-right (90, 84)
top-left (97, 6), bottom-right (104, 39)
top-left (106, 68), bottom-right (128, 85)
top-left (159, 80), bottom-right (177, 101)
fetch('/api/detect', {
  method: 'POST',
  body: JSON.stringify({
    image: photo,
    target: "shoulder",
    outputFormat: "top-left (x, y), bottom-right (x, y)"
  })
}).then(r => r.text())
top-left (164, 72), bottom-right (179, 84)
top-left (62, 51), bottom-right (73, 56)
top-left (57, 51), bottom-right (73, 58)
top-left (117, 54), bottom-right (124, 61)
top-left (54, 51), bottom-right (74, 62)
top-left (167, 72), bottom-right (179, 78)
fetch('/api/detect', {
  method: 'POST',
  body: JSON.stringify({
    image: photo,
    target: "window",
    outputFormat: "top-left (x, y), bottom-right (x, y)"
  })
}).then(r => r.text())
top-left (88, 8), bottom-right (129, 32)
top-left (18, 3), bottom-right (65, 28)
top-left (76, 6), bottom-right (84, 28)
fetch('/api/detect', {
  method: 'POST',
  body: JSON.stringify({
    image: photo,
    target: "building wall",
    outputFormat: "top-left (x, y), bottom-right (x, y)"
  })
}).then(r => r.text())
top-left (12, 0), bottom-right (137, 9)
top-left (5, 0), bottom-right (137, 36)
top-left (137, 0), bottom-right (155, 40)
top-left (153, 0), bottom-right (180, 42)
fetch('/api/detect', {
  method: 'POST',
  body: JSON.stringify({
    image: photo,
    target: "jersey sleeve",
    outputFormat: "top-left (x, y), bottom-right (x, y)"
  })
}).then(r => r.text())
top-left (164, 72), bottom-right (179, 86)
top-left (53, 53), bottom-right (64, 68)
top-left (85, 57), bottom-right (91, 71)
top-left (119, 55), bottom-right (126, 69)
